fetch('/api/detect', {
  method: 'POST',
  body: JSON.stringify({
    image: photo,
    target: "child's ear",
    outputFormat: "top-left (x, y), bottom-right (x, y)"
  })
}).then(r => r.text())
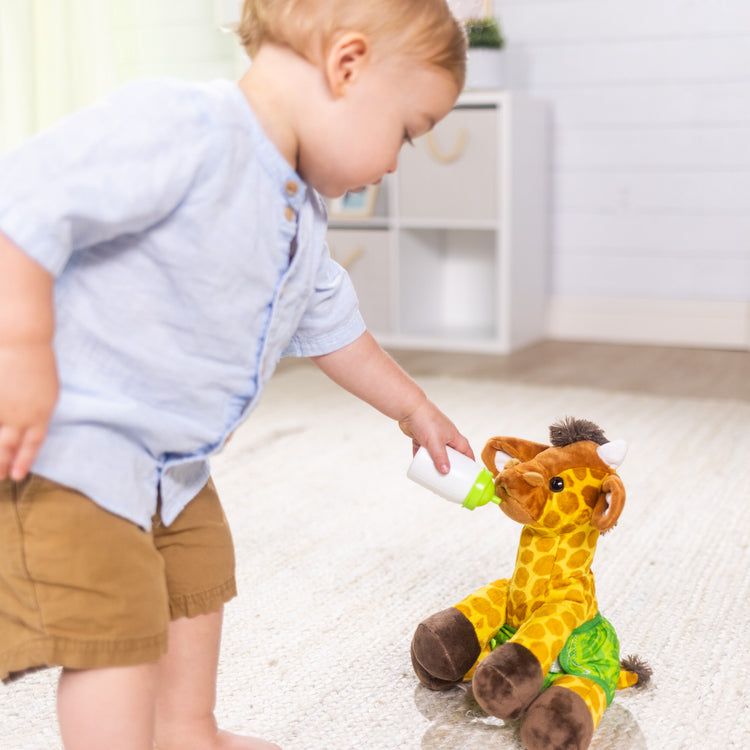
top-left (325, 32), bottom-right (370, 96)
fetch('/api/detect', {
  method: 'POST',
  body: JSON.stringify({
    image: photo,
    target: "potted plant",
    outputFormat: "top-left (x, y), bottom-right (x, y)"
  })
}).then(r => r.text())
top-left (464, 16), bottom-right (505, 89)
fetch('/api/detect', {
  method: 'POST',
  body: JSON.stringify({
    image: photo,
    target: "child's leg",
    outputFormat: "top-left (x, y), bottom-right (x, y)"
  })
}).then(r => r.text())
top-left (153, 478), bottom-right (279, 750)
top-left (0, 476), bottom-right (172, 748)
top-left (154, 609), bottom-right (280, 750)
top-left (57, 663), bottom-right (158, 750)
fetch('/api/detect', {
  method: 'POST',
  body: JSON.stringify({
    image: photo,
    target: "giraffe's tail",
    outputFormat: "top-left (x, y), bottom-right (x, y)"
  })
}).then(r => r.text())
top-left (616, 654), bottom-right (653, 690)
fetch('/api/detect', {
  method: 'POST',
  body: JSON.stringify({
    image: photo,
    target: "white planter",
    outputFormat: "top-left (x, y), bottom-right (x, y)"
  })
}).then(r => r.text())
top-left (466, 48), bottom-right (504, 90)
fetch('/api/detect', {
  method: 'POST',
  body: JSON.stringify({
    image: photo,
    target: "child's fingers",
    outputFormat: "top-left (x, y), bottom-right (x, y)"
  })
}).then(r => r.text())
top-left (424, 441), bottom-right (450, 475)
top-left (448, 434), bottom-right (475, 461)
top-left (9, 425), bottom-right (46, 481)
top-left (0, 424), bottom-right (22, 480)
top-left (0, 424), bottom-right (45, 481)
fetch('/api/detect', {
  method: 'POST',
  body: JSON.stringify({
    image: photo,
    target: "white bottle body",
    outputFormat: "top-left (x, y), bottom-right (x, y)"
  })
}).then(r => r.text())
top-left (407, 446), bottom-right (483, 505)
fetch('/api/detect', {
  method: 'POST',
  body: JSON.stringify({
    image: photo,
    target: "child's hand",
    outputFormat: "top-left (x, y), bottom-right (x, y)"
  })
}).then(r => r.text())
top-left (311, 332), bottom-right (473, 475)
top-left (0, 342), bottom-right (59, 481)
top-left (398, 398), bottom-right (474, 475)
top-left (0, 232), bottom-right (58, 481)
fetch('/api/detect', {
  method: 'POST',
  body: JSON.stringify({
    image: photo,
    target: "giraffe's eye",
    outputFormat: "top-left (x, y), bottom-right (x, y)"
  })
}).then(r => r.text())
top-left (549, 477), bottom-right (565, 492)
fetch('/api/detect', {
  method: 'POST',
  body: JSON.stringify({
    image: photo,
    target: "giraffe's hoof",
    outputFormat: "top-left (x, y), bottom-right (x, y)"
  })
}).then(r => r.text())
top-left (411, 607), bottom-right (481, 690)
top-left (471, 642), bottom-right (543, 720)
top-left (520, 686), bottom-right (594, 750)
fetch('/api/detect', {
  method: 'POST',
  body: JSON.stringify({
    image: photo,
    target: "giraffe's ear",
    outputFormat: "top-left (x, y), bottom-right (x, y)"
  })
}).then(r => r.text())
top-left (592, 474), bottom-right (626, 532)
top-left (482, 437), bottom-right (549, 474)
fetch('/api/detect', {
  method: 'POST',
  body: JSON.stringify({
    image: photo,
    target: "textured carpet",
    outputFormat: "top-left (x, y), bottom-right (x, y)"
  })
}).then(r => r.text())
top-left (2, 361), bottom-right (749, 749)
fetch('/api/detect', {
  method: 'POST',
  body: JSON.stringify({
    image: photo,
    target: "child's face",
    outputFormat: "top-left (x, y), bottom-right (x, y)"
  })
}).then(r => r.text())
top-left (299, 58), bottom-right (459, 198)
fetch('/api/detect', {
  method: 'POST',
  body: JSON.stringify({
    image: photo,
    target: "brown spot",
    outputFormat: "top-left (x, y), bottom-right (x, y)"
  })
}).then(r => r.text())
top-left (533, 555), bottom-right (554, 576)
top-left (524, 623), bottom-right (546, 640)
top-left (536, 537), bottom-right (556, 553)
top-left (531, 579), bottom-right (547, 598)
top-left (488, 609), bottom-right (503, 627)
top-left (558, 492), bottom-right (580, 515)
top-left (568, 531), bottom-right (586, 548)
top-left (515, 567), bottom-right (530, 587)
top-left (582, 484), bottom-right (599, 509)
top-left (549, 636), bottom-right (566, 656)
top-left (568, 550), bottom-right (590, 569)
top-left (543, 510), bottom-right (561, 527)
top-left (513, 603), bottom-right (528, 622)
top-left (570, 603), bottom-right (586, 620)
top-left (561, 611), bottom-right (577, 629)
top-left (473, 597), bottom-right (492, 615)
top-left (573, 467), bottom-right (588, 481)
top-left (488, 586), bottom-right (506, 604)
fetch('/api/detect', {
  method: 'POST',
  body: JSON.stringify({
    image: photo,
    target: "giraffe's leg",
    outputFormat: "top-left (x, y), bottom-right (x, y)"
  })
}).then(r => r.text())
top-left (454, 579), bottom-right (509, 660)
top-left (555, 675), bottom-right (608, 728)
top-left (411, 579), bottom-right (508, 690)
top-left (520, 677), bottom-right (606, 750)
top-left (471, 641), bottom-right (544, 720)
top-left (411, 607), bottom-right (480, 690)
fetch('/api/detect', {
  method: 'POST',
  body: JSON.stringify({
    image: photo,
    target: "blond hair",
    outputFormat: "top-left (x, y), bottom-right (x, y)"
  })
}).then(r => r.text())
top-left (237, 0), bottom-right (466, 89)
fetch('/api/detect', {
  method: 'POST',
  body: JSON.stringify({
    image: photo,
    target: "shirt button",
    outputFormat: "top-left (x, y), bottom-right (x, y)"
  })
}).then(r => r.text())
top-left (285, 180), bottom-right (298, 196)
top-left (284, 206), bottom-right (295, 221)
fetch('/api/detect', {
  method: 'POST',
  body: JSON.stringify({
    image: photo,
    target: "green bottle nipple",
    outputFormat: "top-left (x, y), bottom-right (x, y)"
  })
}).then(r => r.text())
top-left (462, 468), bottom-right (502, 510)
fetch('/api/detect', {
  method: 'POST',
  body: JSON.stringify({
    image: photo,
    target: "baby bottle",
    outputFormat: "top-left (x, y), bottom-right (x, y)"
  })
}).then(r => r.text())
top-left (407, 445), bottom-right (501, 510)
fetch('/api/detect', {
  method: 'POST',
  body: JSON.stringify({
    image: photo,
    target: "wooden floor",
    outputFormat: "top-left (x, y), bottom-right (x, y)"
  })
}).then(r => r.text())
top-left (385, 341), bottom-right (749, 402)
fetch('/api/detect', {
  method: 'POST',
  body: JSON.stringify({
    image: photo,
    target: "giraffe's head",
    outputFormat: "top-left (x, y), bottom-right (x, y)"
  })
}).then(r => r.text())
top-left (481, 418), bottom-right (627, 534)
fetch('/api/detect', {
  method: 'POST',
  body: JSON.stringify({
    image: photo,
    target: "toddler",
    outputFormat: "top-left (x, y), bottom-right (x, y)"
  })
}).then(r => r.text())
top-left (0, 1), bottom-right (469, 748)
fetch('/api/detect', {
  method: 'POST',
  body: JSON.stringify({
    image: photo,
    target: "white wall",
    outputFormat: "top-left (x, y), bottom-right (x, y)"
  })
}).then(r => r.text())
top-left (4, 0), bottom-right (747, 349)
top-left (109, 0), bottom-right (243, 82)
top-left (494, 0), bottom-right (750, 349)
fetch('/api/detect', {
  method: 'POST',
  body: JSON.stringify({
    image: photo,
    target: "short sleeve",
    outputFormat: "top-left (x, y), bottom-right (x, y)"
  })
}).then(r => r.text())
top-left (283, 252), bottom-right (366, 357)
top-left (0, 80), bottom-right (210, 276)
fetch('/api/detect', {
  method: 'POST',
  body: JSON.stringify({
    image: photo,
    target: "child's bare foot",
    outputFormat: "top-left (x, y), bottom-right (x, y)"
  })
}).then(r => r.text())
top-left (155, 729), bottom-right (281, 750)
top-left (215, 729), bottom-right (281, 750)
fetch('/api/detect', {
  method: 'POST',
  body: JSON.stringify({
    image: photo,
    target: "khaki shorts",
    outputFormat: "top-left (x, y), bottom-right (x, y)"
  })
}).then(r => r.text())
top-left (0, 474), bottom-right (236, 683)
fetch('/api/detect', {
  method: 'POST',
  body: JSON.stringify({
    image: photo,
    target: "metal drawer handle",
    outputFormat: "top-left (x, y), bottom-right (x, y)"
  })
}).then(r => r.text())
top-left (424, 129), bottom-right (469, 164)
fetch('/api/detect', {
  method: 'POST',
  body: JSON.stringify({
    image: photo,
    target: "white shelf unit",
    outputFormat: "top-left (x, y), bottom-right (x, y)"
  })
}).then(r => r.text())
top-left (327, 90), bottom-right (547, 353)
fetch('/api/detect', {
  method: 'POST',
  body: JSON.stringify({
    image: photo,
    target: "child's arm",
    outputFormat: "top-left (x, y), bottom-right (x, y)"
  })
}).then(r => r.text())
top-left (0, 231), bottom-right (59, 481)
top-left (311, 331), bottom-right (473, 473)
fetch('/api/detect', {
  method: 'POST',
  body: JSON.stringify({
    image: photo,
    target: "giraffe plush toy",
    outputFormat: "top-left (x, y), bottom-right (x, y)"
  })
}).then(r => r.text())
top-left (410, 418), bottom-right (650, 750)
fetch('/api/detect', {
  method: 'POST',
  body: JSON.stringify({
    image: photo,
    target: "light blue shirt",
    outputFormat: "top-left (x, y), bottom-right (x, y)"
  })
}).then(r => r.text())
top-left (0, 78), bottom-right (366, 529)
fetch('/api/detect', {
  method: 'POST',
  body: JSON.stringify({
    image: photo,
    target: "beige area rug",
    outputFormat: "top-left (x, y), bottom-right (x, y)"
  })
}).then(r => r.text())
top-left (2, 361), bottom-right (749, 749)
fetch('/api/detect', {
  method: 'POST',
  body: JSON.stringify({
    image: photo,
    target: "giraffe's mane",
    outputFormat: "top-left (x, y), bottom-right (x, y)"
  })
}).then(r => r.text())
top-left (549, 417), bottom-right (607, 447)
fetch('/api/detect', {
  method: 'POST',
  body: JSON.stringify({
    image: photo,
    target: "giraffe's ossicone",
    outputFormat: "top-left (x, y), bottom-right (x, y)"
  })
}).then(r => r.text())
top-left (411, 418), bottom-right (651, 750)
